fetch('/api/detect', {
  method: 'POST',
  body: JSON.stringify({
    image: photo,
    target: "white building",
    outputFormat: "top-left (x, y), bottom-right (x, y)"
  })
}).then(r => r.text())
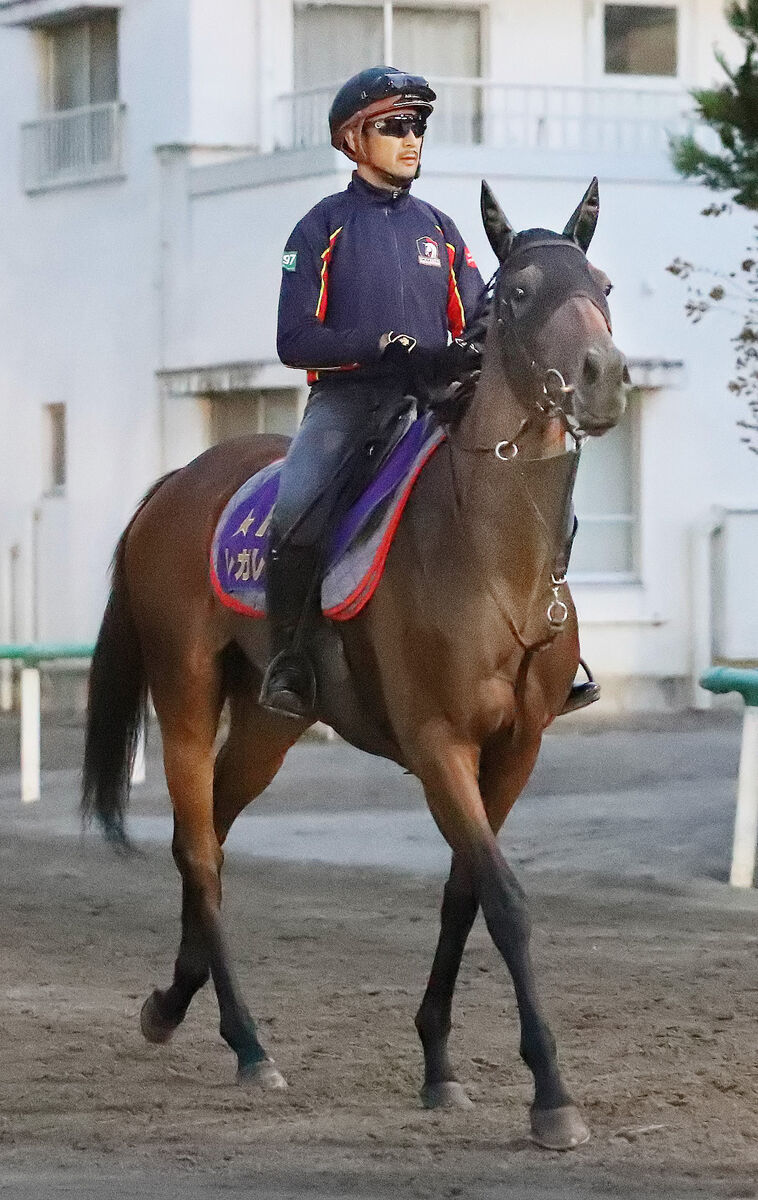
top-left (0, 0), bottom-right (755, 708)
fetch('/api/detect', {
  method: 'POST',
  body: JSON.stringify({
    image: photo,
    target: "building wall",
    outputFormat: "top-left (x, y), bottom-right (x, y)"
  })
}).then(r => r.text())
top-left (0, 0), bottom-right (754, 707)
top-left (0, 0), bottom-right (265, 639)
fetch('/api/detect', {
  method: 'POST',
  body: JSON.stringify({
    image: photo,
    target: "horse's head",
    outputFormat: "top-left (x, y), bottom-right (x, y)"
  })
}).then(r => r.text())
top-left (481, 178), bottom-right (629, 438)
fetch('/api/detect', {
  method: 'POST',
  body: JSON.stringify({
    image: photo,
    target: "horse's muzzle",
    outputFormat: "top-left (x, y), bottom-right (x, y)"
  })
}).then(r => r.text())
top-left (573, 343), bottom-right (629, 436)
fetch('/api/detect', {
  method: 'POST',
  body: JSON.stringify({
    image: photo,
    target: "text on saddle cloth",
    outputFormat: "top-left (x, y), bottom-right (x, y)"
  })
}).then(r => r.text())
top-left (209, 413), bottom-right (445, 622)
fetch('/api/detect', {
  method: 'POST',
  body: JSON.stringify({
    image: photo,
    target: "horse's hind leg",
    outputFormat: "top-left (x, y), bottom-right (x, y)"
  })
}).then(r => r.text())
top-left (141, 644), bottom-right (285, 1086)
top-left (415, 737), bottom-right (541, 1111)
top-left (211, 676), bottom-right (306, 1086)
top-left (212, 651), bottom-right (306, 848)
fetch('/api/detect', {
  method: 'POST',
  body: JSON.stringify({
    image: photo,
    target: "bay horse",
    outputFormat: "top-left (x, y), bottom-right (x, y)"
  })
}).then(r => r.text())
top-left (83, 179), bottom-right (628, 1150)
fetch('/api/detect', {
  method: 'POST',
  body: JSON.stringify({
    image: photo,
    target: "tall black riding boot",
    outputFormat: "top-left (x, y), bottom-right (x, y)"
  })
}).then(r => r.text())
top-left (259, 543), bottom-right (319, 719)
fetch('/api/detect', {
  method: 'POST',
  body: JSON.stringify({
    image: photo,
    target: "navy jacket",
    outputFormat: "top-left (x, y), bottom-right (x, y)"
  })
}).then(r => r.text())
top-left (277, 172), bottom-right (486, 383)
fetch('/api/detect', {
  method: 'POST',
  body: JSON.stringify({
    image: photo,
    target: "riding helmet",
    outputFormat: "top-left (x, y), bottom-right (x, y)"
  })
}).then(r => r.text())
top-left (329, 66), bottom-right (436, 154)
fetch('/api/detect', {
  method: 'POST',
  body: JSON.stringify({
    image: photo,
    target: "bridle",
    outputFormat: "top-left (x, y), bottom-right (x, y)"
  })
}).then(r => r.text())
top-left (452, 238), bottom-right (613, 459)
top-left (445, 238), bottom-right (614, 649)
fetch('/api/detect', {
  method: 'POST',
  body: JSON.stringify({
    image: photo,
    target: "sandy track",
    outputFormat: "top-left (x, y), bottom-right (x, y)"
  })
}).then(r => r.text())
top-left (2, 788), bottom-right (758, 1198)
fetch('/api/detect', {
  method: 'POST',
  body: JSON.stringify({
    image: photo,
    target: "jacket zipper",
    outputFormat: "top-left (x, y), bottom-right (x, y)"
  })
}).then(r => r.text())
top-left (385, 201), bottom-right (406, 328)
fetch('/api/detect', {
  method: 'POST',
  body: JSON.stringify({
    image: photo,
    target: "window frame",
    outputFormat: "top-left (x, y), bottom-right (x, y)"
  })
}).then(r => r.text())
top-left (568, 389), bottom-right (642, 585)
top-left (39, 11), bottom-right (119, 114)
top-left (292, 0), bottom-right (485, 76)
top-left (42, 402), bottom-right (67, 498)
top-left (589, 0), bottom-right (685, 89)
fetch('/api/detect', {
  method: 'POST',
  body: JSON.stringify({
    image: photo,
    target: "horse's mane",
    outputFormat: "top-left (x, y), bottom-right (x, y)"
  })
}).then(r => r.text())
top-left (429, 369), bottom-right (482, 428)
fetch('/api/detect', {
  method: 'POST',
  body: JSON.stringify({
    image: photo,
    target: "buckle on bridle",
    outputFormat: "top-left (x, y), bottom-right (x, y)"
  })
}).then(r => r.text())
top-left (543, 368), bottom-right (573, 400)
top-left (495, 439), bottom-right (519, 461)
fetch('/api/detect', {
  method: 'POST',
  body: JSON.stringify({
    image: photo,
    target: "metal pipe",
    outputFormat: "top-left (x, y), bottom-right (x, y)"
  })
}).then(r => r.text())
top-left (20, 666), bottom-right (40, 804)
top-left (732, 708), bottom-right (758, 889)
top-left (0, 643), bottom-right (95, 661)
top-left (0, 546), bottom-right (12, 711)
top-left (700, 667), bottom-right (758, 889)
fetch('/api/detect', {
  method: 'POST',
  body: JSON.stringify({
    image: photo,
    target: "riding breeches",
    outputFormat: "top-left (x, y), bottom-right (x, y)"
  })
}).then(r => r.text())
top-left (271, 379), bottom-right (409, 552)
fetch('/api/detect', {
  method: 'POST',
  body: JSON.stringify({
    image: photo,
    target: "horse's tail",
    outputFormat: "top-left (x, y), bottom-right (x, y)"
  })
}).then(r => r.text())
top-left (82, 472), bottom-right (176, 845)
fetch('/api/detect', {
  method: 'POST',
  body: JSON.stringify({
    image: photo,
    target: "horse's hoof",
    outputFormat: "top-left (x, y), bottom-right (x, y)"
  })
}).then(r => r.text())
top-left (140, 992), bottom-right (177, 1045)
top-left (421, 1081), bottom-right (474, 1110)
top-left (237, 1058), bottom-right (288, 1090)
top-left (530, 1104), bottom-right (590, 1150)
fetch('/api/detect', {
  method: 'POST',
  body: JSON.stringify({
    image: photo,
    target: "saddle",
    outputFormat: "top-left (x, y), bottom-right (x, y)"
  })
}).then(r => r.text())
top-left (210, 410), bottom-right (446, 622)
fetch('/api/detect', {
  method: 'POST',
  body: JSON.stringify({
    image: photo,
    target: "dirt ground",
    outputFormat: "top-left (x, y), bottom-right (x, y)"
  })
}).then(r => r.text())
top-left (1, 711), bottom-right (757, 1199)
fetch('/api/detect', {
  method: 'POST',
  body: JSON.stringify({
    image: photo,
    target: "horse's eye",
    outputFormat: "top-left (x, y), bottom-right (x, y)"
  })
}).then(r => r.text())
top-left (512, 286), bottom-right (527, 303)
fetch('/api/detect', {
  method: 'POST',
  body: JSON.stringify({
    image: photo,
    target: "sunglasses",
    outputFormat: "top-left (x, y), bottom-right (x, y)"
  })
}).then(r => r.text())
top-left (371, 114), bottom-right (427, 139)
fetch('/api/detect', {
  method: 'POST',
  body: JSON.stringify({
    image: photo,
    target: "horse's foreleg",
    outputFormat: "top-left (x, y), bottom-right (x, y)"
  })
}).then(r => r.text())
top-left (418, 745), bottom-right (588, 1149)
top-left (415, 735), bottom-right (543, 1111)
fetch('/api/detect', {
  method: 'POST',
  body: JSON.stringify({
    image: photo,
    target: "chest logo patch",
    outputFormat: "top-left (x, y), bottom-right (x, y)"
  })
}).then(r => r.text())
top-left (417, 236), bottom-right (442, 268)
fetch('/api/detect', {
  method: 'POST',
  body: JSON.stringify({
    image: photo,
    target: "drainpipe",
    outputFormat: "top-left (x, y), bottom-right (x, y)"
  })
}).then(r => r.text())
top-left (0, 546), bottom-right (12, 711)
top-left (689, 509), bottom-right (723, 709)
top-left (30, 505), bottom-right (41, 643)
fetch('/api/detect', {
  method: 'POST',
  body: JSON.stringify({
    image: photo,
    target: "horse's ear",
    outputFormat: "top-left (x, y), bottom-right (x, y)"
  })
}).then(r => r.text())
top-left (480, 180), bottom-right (515, 262)
top-left (563, 177), bottom-right (599, 252)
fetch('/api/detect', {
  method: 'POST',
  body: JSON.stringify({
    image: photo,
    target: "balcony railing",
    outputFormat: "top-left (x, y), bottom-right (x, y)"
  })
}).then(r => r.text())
top-left (276, 79), bottom-right (690, 157)
top-left (22, 102), bottom-right (125, 193)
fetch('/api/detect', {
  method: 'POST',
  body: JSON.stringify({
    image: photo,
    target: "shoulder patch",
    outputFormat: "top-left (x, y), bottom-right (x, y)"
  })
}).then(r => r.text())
top-left (282, 250), bottom-right (298, 272)
top-left (464, 245), bottom-right (477, 269)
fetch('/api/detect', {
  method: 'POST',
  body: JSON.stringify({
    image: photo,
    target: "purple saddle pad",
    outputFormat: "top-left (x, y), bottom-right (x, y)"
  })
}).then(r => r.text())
top-left (210, 411), bottom-right (445, 620)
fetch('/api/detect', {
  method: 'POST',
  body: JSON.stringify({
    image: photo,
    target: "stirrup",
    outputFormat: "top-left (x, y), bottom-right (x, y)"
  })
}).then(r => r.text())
top-left (259, 650), bottom-right (316, 720)
top-left (559, 658), bottom-right (600, 717)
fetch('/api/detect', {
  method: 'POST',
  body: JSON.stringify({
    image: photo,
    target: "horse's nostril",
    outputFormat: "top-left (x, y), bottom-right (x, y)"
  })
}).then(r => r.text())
top-left (583, 348), bottom-right (603, 385)
top-left (622, 362), bottom-right (631, 385)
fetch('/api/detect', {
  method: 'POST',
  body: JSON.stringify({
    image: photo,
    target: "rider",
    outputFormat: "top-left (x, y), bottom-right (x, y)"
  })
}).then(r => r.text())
top-left (259, 66), bottom-right (486, 718)
top-left (260, 65), bottom-right (599, 720)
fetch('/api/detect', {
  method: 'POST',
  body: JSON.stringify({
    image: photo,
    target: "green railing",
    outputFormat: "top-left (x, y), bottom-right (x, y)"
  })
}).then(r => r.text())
top-left (0, 643), bottom-right (94, 664)
top-left (700, 667), bottom-right (758, 888)
top-left (0, 644), bottom-right (145, 804)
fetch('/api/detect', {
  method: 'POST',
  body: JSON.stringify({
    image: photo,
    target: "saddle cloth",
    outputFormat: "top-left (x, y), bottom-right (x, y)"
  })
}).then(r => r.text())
top-left (210, 412), bottom-right (445, 622)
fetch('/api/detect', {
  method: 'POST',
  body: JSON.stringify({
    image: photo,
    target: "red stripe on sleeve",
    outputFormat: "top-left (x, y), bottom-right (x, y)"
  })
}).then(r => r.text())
top-left (446, 243), bottom-right (465, 339)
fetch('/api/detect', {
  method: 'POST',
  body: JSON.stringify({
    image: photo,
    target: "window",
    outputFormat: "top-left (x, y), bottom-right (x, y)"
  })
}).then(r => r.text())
top-left (42, 403), bottom-right (66, 495)
top-left (290, 3), bottom-right (481, 145)
top-left (604, 5), bottom-right (678, 77)
top-left (294, 5), bottom-right (383, 91)
top-left (569, 392), bottom-right (639, 579)
top-left (23, 12), bottom-right (122, 190)
top-left (44, 15), bottom-right (119, 111)
top-left (210, 390), bottom-right (300, 444)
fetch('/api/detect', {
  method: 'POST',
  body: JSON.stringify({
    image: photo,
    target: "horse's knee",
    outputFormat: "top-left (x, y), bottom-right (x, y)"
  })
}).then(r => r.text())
top-left (172, 839), bottom-right (223, 904)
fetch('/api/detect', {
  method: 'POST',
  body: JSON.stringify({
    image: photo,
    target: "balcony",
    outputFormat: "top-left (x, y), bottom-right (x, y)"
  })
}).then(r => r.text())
top-left (275, 78), bottom-right (691, 158)
top-left (22, 101), bottom-right (125, 193)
